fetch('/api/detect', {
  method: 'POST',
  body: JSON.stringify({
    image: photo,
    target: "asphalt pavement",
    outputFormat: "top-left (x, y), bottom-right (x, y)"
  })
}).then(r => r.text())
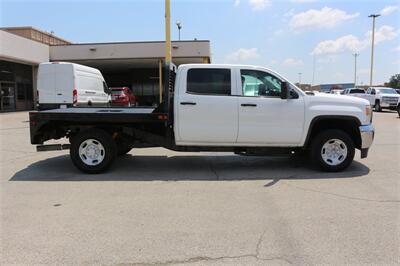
top-left (1, 111), bottom-right (399, 265)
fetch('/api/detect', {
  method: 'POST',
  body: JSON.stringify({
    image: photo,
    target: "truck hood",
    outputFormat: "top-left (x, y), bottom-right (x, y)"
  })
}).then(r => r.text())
top-left (379, 93), bottom-right (400, 98)
top-left (307, 93), bottom-right (370, 106)
top-left (304, 93), bottom-right (371, 125)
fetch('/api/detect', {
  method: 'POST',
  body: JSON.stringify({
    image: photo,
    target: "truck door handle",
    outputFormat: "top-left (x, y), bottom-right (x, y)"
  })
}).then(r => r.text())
top-left (241, 103), bottom-right (257, 107)
top-left (57, 93), bottom-right (62, 96)
top-left (180, 102), bottom-right (196, 105)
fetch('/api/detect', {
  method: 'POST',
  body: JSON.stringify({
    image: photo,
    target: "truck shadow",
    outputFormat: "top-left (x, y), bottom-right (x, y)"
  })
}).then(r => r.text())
top-left (10, 153), bottom-right (370, 182)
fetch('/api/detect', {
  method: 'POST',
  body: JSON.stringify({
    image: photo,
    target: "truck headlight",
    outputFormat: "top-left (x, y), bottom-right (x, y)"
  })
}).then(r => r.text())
top-left (365, 105), bottom-right (372, 123)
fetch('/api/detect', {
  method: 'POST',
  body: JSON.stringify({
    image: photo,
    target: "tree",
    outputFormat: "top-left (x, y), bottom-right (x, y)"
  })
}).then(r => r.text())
top-left (388, 74), bottom-right (400, 89)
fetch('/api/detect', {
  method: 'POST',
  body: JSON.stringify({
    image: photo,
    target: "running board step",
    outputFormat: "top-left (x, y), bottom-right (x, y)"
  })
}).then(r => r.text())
top-left (36, 144), bottom-right (70, 152)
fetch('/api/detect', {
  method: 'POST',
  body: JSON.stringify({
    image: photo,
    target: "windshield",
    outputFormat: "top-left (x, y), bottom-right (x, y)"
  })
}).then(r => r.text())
top-left (377, 88), bottom-right (397, 94)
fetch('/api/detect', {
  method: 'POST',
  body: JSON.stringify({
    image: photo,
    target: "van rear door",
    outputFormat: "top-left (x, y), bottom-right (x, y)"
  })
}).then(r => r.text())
top-left (37, 64), bottom-right (56, 104)
top-left (55, 64), bottom-right (74, 104)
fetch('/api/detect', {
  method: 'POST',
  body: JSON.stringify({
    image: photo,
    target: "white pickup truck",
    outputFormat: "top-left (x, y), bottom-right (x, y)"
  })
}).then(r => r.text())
top-left (29, 63), bottom-right (374, 173)
top-left (361, 87), bottom-right (400, 111)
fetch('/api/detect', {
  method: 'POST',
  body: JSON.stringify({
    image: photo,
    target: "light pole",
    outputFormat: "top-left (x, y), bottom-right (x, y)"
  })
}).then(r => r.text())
top-left (352, 53), bottom-right (359, 87)
top-left (176, 20), bottom-right (182, 41)
top-left (298, 72), bottom-right (302, 85)
top-left (311, 54), bottom-right (316, 86)
top-left (368, 14), bottom-right (380, 86)
top-left (165, 0), bottom-right (171, 64)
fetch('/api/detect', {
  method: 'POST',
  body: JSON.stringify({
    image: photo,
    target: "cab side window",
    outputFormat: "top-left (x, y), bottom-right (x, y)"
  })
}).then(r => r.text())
top-left (187, 68), bottom-right (231, 95)
top-left (240, 70), bottom-right (282, 97)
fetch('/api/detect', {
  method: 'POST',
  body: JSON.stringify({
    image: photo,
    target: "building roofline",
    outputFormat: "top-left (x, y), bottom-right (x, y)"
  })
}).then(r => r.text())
top-left (50, 40), bottom-right (210, 46)
top-left (0, 26), bottom-right (71, 43)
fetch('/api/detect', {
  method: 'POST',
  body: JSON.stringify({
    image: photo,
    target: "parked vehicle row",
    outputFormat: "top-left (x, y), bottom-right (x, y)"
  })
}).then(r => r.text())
top-left (336, 87), bottom-right (400, 112)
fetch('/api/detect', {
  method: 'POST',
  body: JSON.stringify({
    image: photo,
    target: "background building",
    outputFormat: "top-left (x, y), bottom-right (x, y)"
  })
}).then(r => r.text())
top-left (311, 83), bottom-right (355, 93)
top-left (0, 26), bottom-right (211, 111)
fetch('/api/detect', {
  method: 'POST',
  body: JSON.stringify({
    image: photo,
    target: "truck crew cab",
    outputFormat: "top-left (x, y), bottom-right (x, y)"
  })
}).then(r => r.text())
top-left (29, 63), bottom-right (374, 173)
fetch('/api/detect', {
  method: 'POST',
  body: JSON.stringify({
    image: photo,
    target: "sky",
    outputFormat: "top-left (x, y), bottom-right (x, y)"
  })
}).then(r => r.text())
top-left (1, 0), bottom-right (399, 85)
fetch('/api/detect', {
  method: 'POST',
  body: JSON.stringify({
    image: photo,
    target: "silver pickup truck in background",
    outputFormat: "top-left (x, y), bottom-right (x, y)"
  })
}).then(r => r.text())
top-left (345, 87), bottom-right (400, 112)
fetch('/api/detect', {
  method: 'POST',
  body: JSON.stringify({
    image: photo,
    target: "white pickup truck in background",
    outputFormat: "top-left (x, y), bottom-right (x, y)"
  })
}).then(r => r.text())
top-left (29, 63), bottom-right (375, 173)
top-left (357, 87), bottom-right (400, 112)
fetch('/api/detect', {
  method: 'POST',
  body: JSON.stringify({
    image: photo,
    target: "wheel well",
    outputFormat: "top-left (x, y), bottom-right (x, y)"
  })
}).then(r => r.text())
top-left (305, 117), bottom-right (361, 149)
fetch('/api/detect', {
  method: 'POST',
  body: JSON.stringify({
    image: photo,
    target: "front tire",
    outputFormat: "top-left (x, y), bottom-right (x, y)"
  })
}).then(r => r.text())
top-left (310, 130), bottom-right (355, 172)
top-left (70, 129), bottom-right (117, 174)
top-left (374, 100), bottom-right (382, 112)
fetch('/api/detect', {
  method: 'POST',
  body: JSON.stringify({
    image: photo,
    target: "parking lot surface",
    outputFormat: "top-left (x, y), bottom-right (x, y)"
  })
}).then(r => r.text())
top-left (1, 111), bottom-right (399, 265)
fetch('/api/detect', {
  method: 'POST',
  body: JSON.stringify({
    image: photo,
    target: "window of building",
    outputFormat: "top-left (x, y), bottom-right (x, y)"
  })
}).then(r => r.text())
top-left (240, 69), bottom-right (282, 97)
top-left (17, 82), bottom-right (25, 100)
top-left (187, 68), bottom-right (231, 95)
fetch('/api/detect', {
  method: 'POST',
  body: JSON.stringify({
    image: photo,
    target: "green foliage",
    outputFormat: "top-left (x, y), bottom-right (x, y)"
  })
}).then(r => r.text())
top-left (388, 74), bottom-right (400, 89)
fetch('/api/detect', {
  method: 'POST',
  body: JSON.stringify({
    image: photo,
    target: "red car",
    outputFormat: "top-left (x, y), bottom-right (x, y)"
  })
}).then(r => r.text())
top-left (111, 87), bottom-right (137, 107)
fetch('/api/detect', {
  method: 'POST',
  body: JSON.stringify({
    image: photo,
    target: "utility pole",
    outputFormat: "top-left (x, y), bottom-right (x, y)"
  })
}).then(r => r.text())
top-left (311, 55), bottom-right (316, 86)
top-left (368, 14), bottom-right (380, 86)
top-left (352, 53), bottom-right (359, 87)
top-left (298, 72), bottom-right (302, 85)
top-left (176, 21), bottom-right (182, 41)
top-left (165, 0), bottom-right (171, 64)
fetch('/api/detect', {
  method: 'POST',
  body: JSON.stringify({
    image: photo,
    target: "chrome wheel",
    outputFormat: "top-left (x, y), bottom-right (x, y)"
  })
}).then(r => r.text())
top-left (78, 139), bottom-right (105, 166)
top-left (321, 139), bottom-right (348, 166)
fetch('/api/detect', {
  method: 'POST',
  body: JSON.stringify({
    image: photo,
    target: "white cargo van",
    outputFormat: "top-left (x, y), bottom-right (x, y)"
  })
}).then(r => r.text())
top-left (37, 62), bottom-right (110, 110)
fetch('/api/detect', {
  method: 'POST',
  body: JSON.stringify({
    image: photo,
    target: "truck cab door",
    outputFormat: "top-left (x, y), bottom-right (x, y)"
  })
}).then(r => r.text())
top-left (175, 67), bottom-right (238, 145)
top-left (236, 69), bottom-right (305, 145)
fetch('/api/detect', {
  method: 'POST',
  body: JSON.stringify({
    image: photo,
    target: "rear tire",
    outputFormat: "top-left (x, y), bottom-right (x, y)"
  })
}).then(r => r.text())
top-left (310, 129), bottom-right (355, 172)
top-left (70, 129), bottom-right (117, 174)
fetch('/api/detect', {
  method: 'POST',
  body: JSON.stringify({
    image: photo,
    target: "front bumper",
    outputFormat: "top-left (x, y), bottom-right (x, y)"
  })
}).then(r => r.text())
top-left (381, 102), bottom-right (397, 108)
top-left (359, 124), bottom-right (374, 158)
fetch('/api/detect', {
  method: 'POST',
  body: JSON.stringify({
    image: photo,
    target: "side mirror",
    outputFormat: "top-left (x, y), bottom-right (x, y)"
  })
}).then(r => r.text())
top-left (280, 82), bottom-right (290, 99)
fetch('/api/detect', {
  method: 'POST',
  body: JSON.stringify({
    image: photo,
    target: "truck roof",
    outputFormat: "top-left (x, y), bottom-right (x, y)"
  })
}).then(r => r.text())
top-left (179, 63), bottom-right (285, 79)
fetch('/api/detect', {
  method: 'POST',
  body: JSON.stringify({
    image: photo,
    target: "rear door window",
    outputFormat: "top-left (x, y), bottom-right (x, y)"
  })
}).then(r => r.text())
top-left (349, 89), bottom-right (365, 94)
top-left (187, 68), bottom-right (231, 95)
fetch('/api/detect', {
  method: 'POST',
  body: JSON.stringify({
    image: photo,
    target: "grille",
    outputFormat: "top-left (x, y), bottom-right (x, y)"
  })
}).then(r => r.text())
top-left (382, 97), bottom-right (399, 104)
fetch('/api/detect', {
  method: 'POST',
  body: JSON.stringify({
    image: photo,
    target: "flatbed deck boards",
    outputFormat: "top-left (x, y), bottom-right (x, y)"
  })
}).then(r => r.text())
top-left (40, 107), bottom-right (155, 114)
top-left (30, 107), bottom-right (166, 123)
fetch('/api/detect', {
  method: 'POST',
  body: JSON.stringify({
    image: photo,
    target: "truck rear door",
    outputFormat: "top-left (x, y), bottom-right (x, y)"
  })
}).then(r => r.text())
top-left (175, 67), bottom-right (238, 145)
